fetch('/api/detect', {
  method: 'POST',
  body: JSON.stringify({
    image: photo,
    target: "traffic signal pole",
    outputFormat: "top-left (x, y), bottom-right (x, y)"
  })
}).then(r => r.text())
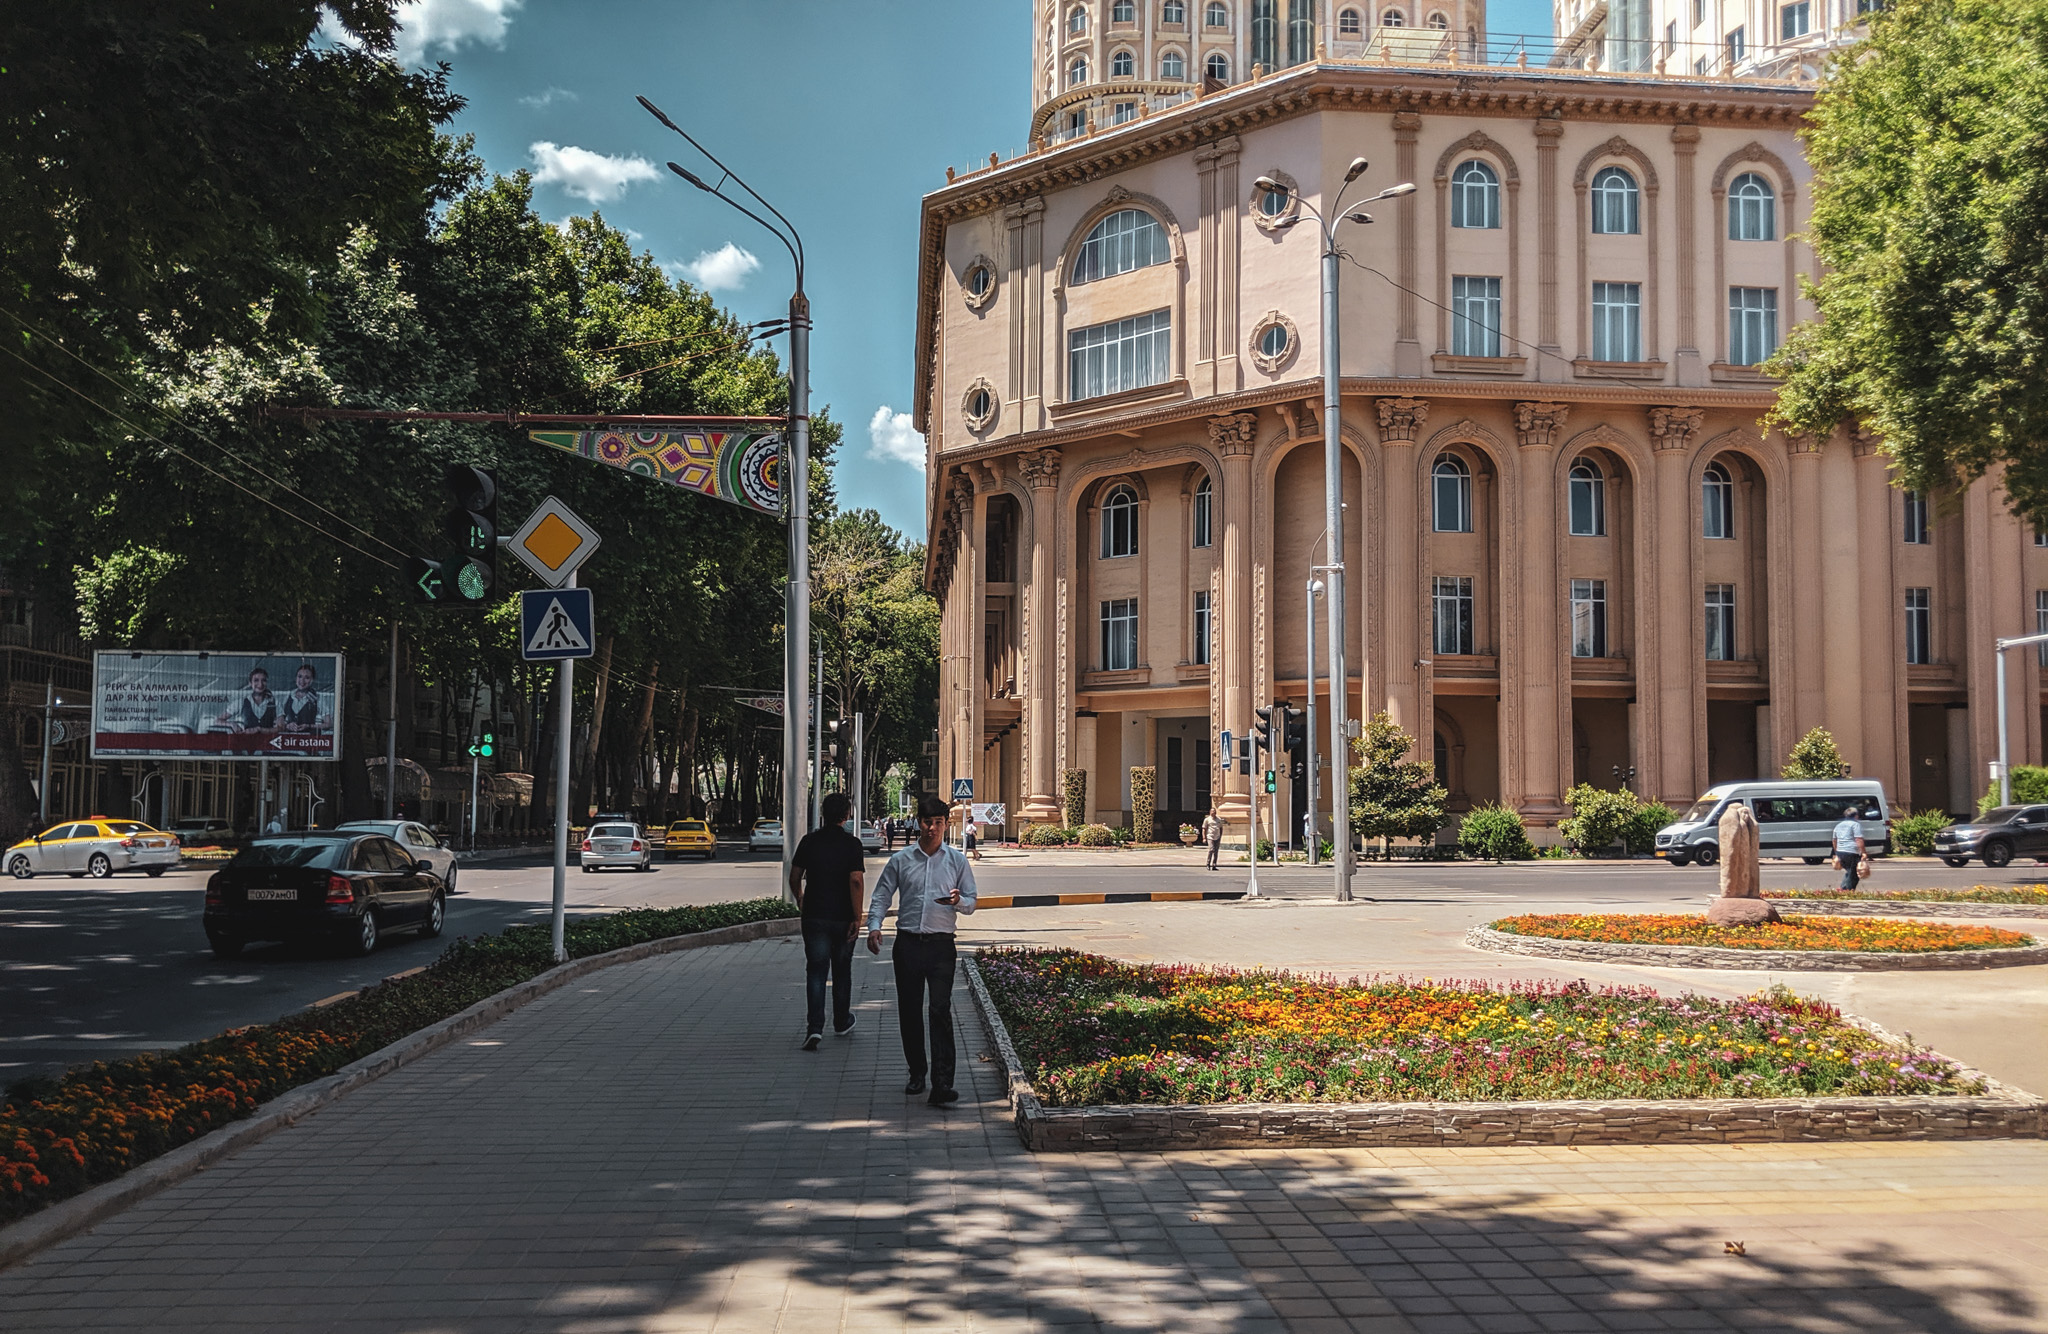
top-left (385, 620), bottom-right (398, 821)
top-left (551, 572), bottom-right (576, 962)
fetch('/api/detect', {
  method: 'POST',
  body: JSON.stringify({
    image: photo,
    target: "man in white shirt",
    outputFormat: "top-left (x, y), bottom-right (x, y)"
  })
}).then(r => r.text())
top-left (1831, 805), bottom-right (1866, 890)
top-left (867, 794), bottom-right (978, 1106)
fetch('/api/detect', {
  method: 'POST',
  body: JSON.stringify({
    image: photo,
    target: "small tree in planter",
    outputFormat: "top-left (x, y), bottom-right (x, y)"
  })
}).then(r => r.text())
top-left (1560, 783), bottom-right (1639, 855)
top-left (1129, 766), bottom-right (1157, 843)
top-left (1458, 803), bottom-right (1537, 862)
top-left (1076, 823), bottom-right (1115, 847)
top-left (1348, 712), bottom-right (1447, 853)
top-left (1782, 726), bottom-right (1849, 781)
top-left (1062, 769), bottom-right (1088, 829)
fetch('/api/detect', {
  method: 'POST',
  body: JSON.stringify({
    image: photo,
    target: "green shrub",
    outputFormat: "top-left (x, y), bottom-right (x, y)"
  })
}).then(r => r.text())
top-left (1019, 822), bottom-right (1069, 847)
top-left (1979, 764), bottom-right (2048, 816)
top-left (1076, 823), bottom-right (1115, 847)
top-left (1255, 838), bottom-right (1275, 861)
top-left (1110, 825), bottom-right (1134, 845)
top-left (1782, 726), bottom-right (1849, 781)
top-left (1560, 783), bottom-right (1639, 854)
top-left (1624, 802), bottom-right (1677, 856)
top-left (1061, 769), bottom-right (1088, 828)
top-left (1892, 809), bottom-right (1949, 856)
top-left (1458, 803), bottom-right (1537, 862)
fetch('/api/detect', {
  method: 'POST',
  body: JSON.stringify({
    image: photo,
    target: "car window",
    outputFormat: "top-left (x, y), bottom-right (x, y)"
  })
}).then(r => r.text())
top-left (381, 839), bottom-right (420, 871)
top-left (234, 840), bottom-right (347, 870)
top-left (105, 821), bottom-right (148, 835)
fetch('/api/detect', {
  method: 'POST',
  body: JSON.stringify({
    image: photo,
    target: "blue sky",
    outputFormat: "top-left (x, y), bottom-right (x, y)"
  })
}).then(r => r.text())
top-left (372, 0), bottom-right (1552, 541)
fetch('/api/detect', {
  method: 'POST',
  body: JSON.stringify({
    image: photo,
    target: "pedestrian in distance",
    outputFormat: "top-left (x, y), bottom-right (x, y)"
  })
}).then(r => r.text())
top-left (867, 794), bottom-right (977, 1106)
top-left (1202, 805), bottom-right (1223, 871)
top-left (790, 792), bottom-right (865, 1051)
top-left (1830, 804), bottom-right (1867, 892)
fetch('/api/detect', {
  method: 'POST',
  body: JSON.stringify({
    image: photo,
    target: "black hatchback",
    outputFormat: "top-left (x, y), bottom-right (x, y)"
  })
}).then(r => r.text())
top-left (203, 832), bottom-right (446, 959)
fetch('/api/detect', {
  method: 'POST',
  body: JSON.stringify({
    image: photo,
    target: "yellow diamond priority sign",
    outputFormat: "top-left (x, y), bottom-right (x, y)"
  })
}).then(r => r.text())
top-left (509, 496), bottom-right (600, 587)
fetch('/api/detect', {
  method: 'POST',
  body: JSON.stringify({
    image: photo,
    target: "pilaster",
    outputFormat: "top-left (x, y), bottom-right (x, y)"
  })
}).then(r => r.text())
top-left (1394, 112), bottom-right (1423, 377)
top-left (1212, 411), bottom-right (1258, 834)
top-left (1019, 447), bottom-right (1062, 823)
top-left (1670, 126), bottom-right (1704, 387)
top-left (1513, 401), bottom-right (1571, 817)
top-left (1534, 118), bottom-right (1564, 378)
top-left (1649, 406), bottom-right (1704, 803)
top-left (1378, 398), bottom-right (1429, 748)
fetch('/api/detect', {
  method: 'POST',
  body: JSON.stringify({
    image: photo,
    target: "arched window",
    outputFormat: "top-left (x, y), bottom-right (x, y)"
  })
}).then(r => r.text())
top-left (1112, 0), bottom-right (1136, 20)
top-left (1432, 454), bottom-right (1473, 533)
top-left (1069, 5), bottom-right (1087, 34)
top-left (1382, 8), bottom-right (1406, 25)
top-left (1450, 160), bottom-right (1500, 230)
top-left (1101, 484), bottom-right (1139, 558)
top-left (1590, 167), bottom-right (1640, 235)
top-left (1163, 0), bottom-right (1187, 22)
top-left (1111, 48), bottom-right (1134, 77)
top-left (1161, 49), bottom-right (1186, 79)
top-left (1072, 209), bottom-right (1170, 283)
top-left (1068, 57), bottom-right (1088, 86)
top-left (1426, 10), bottom-right (1449, 26)
top-left (1569, 459), bottom-right (1606, 537)
top-left (1728, 171), bottom-right (1776, 241)
top-left (1206, 51), bottom-right (1230, 80)
top-left (1702, 461), bottom-right (1734, 539)
top-left (1192, 476), bottom-right (1213, 547)
top-left (1339, 7), bottom-right (1363, 32)
top-left (1206, 1), bottom-right (1229, 25)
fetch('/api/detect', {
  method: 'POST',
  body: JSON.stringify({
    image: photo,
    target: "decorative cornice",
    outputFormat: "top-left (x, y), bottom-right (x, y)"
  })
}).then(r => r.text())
top-left (1670, 123), bottom-right (1701, 148)
top-left (1208, 411), bottom-right (1260, 455)
top-left (1375, 396), bottom-right (1431, 443)
top-left (1514, 401), bottom-right (1572, 450)
top-left (1393, 109), bottom-right (1423, 135)
top-left (1647, 406), bottom-right (1705, 451)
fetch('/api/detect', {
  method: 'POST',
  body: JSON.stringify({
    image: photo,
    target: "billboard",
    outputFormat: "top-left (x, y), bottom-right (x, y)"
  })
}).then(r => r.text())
top-left (92, 652), bottom-right (345, 761)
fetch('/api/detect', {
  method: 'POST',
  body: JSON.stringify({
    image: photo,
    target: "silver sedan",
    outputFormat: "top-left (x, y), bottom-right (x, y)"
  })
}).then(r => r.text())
top-left (581, 823), bottom-right (653, 873)
top-left (336, 820), bottom-right (458, 891)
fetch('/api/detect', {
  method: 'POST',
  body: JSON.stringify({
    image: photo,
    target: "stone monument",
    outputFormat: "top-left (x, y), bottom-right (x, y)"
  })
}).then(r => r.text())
top-left (1706, 801), bottom-right (1780, 926)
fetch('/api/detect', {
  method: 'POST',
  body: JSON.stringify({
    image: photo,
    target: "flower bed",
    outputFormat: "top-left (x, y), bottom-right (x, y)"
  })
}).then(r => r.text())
top-left (1765, 885), bottom-right (2048, 905)
top-left (975, 947), bottom-right (1987, 1108)
top-left (0, 898), bottom-right (794, 1227)
top-left (1490, 913), bottom-right (2031, 952)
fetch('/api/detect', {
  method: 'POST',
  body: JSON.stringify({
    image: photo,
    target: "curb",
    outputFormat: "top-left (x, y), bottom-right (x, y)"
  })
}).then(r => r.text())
top-left (975, 890), bottom-right (1247, 909)
top-left (1769, 898), bottom-right (2048, 920)
top-left (961, 951), bottom-right (2048, 1152)
top-left (0, 914), bottom-right (800, 1273)
top-left (1464, 924), bottom-right (2048, 971)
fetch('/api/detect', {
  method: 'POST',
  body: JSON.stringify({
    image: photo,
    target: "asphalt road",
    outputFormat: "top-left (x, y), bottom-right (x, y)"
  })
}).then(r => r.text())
top-left (4, 846), bottom-right (2042, 1090)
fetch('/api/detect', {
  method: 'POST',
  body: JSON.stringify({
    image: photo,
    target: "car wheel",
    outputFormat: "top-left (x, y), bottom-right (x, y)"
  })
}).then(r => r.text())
top-left (207, 933), bottom-right (243, 960)
top-left (1942, 856), bottom-right (1971, 868)
top-left (582, 865), bottom-right (594, 874)
top-left (1694, 844), bottom-right (1720, 867)
top-left (348, 910), bottom-right (380, 956)
top-left (146, 867), bottom-right (167, 878)
top-left (705, 849), bottom-right (716, 861)
top-left (444, 865), bottom-right (457, 893)
top-left (1802, 856), bottom-right (1824, 865)
top-left (7, 854), bottom-right (32, 880)
top-left (420, 892), bottom-right (445, 939)
top-left (86, 853), bottom-right (113, 879)
top-left (1983, 840), bottom-right (2014, 869)
top-left (1663, 854), bottom-right (1690, 868)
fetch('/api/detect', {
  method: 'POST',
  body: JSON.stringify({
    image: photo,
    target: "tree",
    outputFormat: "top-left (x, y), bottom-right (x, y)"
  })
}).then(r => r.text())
top-left (1782, 726), bottom-right (1850, 781)
top-left (1767, 0), bottom-right (2048, 518)
top-left (1347, 712), bottom-right (1447, 848)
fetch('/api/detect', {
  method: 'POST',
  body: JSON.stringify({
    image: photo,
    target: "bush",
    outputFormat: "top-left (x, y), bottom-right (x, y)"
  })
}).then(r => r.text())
top-left (1979, 764), bottom-right (2048, 816)
top-left (1560, 783), bottom-right (1639, 854)
top-left (1019, 822), bottom-right (1070, 847)
top-left (1076, 823), bottom-right (1115, 847)
top-left (1458, 803), bottom-right (1537, 862)
top-left (1061, 769), bottom-right (1088, 829)
top-left (1110, 825), bottom-right (1134, 846)
top-left (1255, 838), bottom-right (1275, 861)
top-left (1783, 726), bottom-right (1850, 781)
top-left (1892, 809), bottom-right (1949, 856)
top-left (1623, 802), bottom-right (1677, 856)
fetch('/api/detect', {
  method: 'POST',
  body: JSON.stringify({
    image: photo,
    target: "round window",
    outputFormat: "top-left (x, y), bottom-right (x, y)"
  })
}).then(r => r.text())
top-left (969, 388), bottom-right (992, 420)
top-left (1259, 323), bottom-right (1289, 358)
top-left (1259, 188), bottom-right (1288, 217)
top-left (967, 265), bottom-right (991, 297)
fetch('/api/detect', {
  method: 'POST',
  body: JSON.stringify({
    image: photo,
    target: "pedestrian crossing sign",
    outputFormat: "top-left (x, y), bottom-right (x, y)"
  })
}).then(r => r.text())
top-left (521, 587), bottom-right (596, 661)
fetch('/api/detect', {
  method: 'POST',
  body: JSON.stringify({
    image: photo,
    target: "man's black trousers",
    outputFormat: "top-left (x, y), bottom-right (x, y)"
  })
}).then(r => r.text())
top-left (891, 931), bottom-right (957, 1089)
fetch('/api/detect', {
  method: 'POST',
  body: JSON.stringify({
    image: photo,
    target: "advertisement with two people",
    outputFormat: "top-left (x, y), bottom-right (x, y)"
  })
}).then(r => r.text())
top-left (92, 652), bottom-right (344, 761)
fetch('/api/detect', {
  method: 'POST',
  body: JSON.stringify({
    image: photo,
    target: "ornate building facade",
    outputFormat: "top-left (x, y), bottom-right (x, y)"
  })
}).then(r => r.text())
top-left (917, 1), bottom-right (2046, 843)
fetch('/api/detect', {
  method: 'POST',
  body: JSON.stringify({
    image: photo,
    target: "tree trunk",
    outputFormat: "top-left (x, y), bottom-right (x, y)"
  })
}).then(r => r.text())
top-left (575, 635), bottom-right (613, 816)
top-left (627, 660), bottom-right (658, 815)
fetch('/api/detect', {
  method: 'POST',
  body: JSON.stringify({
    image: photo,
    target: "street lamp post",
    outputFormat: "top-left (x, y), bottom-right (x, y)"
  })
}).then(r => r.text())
top-left (1993, 631), bottom-right (2048, 805)
top-left (640, 96), bottom-right (810, 900)
top-left (1256, 162), bottom-right (1415, 902)
top-left (1305, 577), bottom-right (1323, 865)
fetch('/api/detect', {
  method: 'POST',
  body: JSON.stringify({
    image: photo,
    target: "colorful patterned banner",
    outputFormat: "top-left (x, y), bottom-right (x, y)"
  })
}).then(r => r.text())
top-left (528, 428), bottom-right (783, 516)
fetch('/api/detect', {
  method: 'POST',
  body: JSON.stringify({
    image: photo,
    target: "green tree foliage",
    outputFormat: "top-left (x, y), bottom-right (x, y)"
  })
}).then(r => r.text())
top-left (1560, 784), bottom-right (1638, 854)
top-left (1891, 809), bottom-right (1950, 855)
top-left (1782, 727), bottom-right (1850, 781)
top-left (1979, 763), bottom-right (2048, 815)
top-left (1767, 0), bottom-right (2048, 517)
top-left (1347, 712), bottom-right (1447, 847)
top-left (812, 510), bottom-right (939, 813)
top-left (1457, 803), bottom-right (1537, 861)
top-left (1063, 769), bottom-right (1089, 828)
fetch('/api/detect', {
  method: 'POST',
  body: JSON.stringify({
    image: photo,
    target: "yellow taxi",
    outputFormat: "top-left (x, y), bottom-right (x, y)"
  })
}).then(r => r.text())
top-left (664, 819), bottom-right (716, 860)
top-left (7, 818), bottom-right (182, 880)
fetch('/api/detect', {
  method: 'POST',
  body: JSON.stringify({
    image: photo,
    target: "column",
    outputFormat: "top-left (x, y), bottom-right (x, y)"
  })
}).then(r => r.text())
top-left (1534, 118), bottom-right (1564, 378)
top-left (1819, 436), bottom-right (1864, 769)
top-left (965, 469), bottom-right (993, 814)
top-left (1019, 448), bottom-right (1062, 823)
top-left (1787, 437), bottom-right (1827, 736)
top-left (1003, 197), bottom-right (1044, 423)
top-left (1212, 411), bottom-right (1258, 832)
top-left (1514, 402), bottom-right (1570, 818)
top-left (1648, 407), bottom-right (1703, 803)
top-left (1377, 397), bottom-right (1429, 741)
top-left (1394, 112), bottom-right (1423, 377)
top-left (1670, 126), bottom-right (1704, 387)
top-left (1964, 468), bottom-right (2031, 807)
top-left (1854, 437), bottom-right (1903, 795)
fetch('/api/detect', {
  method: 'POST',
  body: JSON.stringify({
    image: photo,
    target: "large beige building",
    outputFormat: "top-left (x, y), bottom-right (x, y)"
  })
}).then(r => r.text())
top-left (915, 0), bottom-right (2047, 844)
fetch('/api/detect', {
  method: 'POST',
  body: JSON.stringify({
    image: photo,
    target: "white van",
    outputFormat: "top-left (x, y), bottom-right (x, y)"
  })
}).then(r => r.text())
top-left (1654, 780), bottom-right (1890, 867)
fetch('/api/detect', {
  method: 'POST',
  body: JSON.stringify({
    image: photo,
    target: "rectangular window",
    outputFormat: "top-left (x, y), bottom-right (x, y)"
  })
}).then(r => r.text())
top-left (1904, 587), bottom-right (1931, 665)
top-left (1728, 287), bottom-right (1778, 366)
top-left (1195, 737), bottom-right (1212, 810)
top-left (1192, 591), bottom-right (1211, 665)
top-left (1694, 54), bottom-right (1709, 75)
top-left (1692, 0), bottom-right (1705, 25)
top-left (1111, 101), bottom-right (1138, 124)
top-left (1166, 735), bottom-right (1184, 812)
top-left (1726, 24), bottom-right (1746, 64)
top-left (1857, 0), bottom-right (1885, 11)
top-left (1591, 282), bottom-right (1642, 363)
top-left (1069, 309), bottom-right (1171, 401)
top-left (2035, 528), bottom-right (2046, 548)
top-left (1433, 576), bottom-right (1474, 656)
top-left (1101, 598), bottom-right (1139, 671)
top-left (1450, 276), bottom-right (1502, 357)
top-left (1780, 0), bottom-right (1810, 38)
top-left (1705, 583), bottom-right (1736, 661)
top-left (1664, 20), bottom-right (1676, 54)
top-left (1571, 578), bottom-right (1608, 659)
top-left (1902, 489), bottom-right (1929, 545)
top-left (2037, 591), bottom-right (2048, 668)
top-left (1192, 484), bottom-right (1212, 547)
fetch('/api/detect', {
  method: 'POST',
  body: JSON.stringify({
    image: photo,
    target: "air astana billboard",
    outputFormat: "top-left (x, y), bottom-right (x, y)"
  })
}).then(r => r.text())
top-left (92, 652), bottom-right (344, 761)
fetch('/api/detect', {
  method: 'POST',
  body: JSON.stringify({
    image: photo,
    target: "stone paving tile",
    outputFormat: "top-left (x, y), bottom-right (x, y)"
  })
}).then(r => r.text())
top-left (3, 936), bottom-right (2048, 1332)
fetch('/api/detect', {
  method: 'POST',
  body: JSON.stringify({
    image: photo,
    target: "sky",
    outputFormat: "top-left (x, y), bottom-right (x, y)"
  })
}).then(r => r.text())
top-left (362, 0), bottom-right (1554, 542)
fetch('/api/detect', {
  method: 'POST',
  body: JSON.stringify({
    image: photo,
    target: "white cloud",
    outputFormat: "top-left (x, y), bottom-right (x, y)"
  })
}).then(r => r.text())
top-left (528, 141), bottom-right (659, 203)
top-left (392, 0), bottom-right (521, 64)
top-left (677, 242), bottom-right (762, 292)
top-left (518, 85), bottom-right (578, 109)
top-left (867, 406), bottom-right (926, 468)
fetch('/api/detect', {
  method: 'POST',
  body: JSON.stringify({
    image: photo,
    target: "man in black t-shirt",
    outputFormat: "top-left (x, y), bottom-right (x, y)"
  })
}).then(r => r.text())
top-left (790, 792), bottom-right (867, 1050)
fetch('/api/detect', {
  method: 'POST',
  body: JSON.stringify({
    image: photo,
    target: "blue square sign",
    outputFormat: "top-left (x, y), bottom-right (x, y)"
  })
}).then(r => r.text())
top-left (951, 778), bottom-right (974, 801)
top-left (521, 587), bottom-right (595, 661)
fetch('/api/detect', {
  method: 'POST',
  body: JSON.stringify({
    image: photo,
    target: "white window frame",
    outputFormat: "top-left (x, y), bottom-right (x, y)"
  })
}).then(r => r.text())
top-left (1433, 576), bottom-right (1474, 655)
top-left (1101, 598), bottom-right (1140, 670)
top-left (1702, 461), bottom-right (1734, 540)
top-left (1432, 454), bottom-right (1473, 533)
top-left (1068, 309), bottom-right (1172, 401)
top-left (1163, 0), bottom-right (1187, 23)
top-left (1111, 48), bottom-right (1135, 77)
top-left (1591, 282), bottom-right (1642, 362)
top-left (1112, 0), bottom-right (1136, 21)
top-left (1068, 57), bottom-right (1088, 86)
top-left (1902, 488), bottom-right (1929, 545)
top-left (1571, 578), bottom-right (1608, 659)
top-left (1192, 477), bottom-right (1213, 548)
top-left (1781, 0), bottom-right (1810, 39)
top-left (1450, 275), bottom-right (1502, 357)
top-left (1590, 167), bottom-right (1640, 235)
top-left (1569, 459), bottom-right (1607, 538)
top-left (1071, 210), bottom-right (1170, 284)
top-left (1205, 51), bottom-right (1230, 80)
top-left (1193, 591), bottom-right (1212, 665)
top-left (1338, 6), bottom-right (1363, 33)
top-left (1161, 49), bottom-right (1186, 79)
top-left (1705, 583), bottom-right (1736, 661)
top-left (1904, 587), bottom-right (1931, 665)
top-left (1728, 172), bottom-right (1776, 241)
top-left (1728, 286), bottom-right (1778, 366)
top-left (1101, 484), bottom-right (1139, 559)
top-left (1450, 160), bottom-right (1501, 230)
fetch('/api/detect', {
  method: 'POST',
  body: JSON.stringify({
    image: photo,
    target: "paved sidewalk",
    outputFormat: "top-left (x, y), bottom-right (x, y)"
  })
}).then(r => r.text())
top-left (2, 937), bottom-right (2045, 1332)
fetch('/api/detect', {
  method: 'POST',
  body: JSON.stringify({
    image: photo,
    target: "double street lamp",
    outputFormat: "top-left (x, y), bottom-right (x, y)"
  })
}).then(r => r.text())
top-left (1255, 160), bottom-right (1414, 902)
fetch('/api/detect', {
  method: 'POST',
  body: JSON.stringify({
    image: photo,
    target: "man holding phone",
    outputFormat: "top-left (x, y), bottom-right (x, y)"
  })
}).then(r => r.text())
top-left (866, 794), bottom-right (978, 1106)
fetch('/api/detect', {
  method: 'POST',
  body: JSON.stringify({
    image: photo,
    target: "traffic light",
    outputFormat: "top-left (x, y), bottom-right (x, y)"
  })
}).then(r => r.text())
top-left (1252, 705), bottom-right (1275, 757)
top-left (406, 556), bottom-right (449, 604)
top-left (1263, 770), bottom-right (1277, 794)
top-left (480, 731), bottom-right (494, 758)
top-left (1282, 704), bottom-right (1306, 780)
top-left (443, 465), bottom-right (497, 604)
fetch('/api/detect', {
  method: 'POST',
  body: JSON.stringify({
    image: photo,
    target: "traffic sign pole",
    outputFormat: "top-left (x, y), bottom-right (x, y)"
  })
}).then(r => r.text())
top-left (551, 571), bottom-right (575, 963)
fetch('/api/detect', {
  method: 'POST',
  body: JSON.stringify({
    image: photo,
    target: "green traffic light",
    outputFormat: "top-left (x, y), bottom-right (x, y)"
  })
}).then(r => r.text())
top-left (456, 561), bottom-right (490, 600)
top-left (480, 741), bottom-right (493, 756)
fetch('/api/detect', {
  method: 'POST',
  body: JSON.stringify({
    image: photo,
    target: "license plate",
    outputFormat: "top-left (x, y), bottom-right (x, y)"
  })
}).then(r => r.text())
top-left (247, 888), bottom-right (297, 901)
top-left (1653, 850), bottom-right (1668, 857)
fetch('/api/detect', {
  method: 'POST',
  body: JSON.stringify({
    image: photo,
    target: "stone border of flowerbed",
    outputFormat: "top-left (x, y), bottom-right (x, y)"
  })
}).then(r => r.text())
top-left (0, 915), bottom-right (800, 1273)
top-left (1767, 898), bottom-right (2048, 920)
top-left (1465, 924), bottom-right (2048, 971)
top-left (960, 953), bottom-right (2048, 1153)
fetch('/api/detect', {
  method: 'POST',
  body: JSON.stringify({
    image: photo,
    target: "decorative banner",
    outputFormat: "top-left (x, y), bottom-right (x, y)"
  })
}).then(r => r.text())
top-left (735, 695), bottom-right (785, 716)
top-left (528, 428), bottom-right (782, 516)
top-left (93, 652), bottom-right (345, 761)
